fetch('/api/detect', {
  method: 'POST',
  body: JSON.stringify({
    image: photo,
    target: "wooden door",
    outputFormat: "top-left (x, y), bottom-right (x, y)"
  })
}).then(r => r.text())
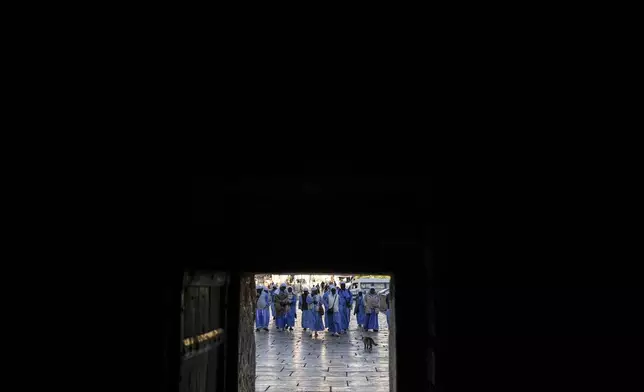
top-left (180, 271), bottom-right (228, 392)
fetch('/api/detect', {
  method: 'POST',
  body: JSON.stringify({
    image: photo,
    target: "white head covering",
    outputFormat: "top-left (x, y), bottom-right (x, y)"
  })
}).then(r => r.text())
top-left (280, 283), bottom-right (287, 288)
top-left (326, 284), bottom-right (340, 312)
top-left (256, 285), bottom-right (263, 290)
top-left (302, 286), bottom-right (309, 292)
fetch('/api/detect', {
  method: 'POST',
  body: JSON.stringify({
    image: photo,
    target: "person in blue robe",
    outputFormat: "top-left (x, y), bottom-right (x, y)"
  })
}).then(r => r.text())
top-left (273, 283), bottom-right (290, 331)
top-left (306, 287), bottom-right (325, 337)
top-left (285, 286), bottom-right (297, 331)
top-left (255, 285), bottom-right (270, 331)
top-left (267, 284), bottom-right (275, 321)
top-left (325, 285), bottom-right (341, 337)
top-left (338, 282), bottom-right (352, 333)
top-left (322, 286), bottom-right (331, 330)
top-left (353, 291), bottom-right (366, 328)
top-left (364, 287), bottom-right (380, 332)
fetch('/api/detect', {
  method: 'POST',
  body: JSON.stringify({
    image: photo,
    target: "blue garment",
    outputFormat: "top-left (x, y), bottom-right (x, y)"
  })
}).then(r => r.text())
top-left (386, 309), bottom-right (390, 329)
top-left (338, 289), bottom-right (352, 331)
top-left (365, 311), bottom-right (379, 330)
top-left (255, 308), bottom-right (264, 328)
top-left (327, 310), bottom-right (341, 333)
top-left (256, 308), bottom-right (269, 328)
top-left (301, 309), bottom-right (311, 329)
top-left (286, 294), bottom-right (297, 327)
top-left (255, 292), bottom-right (269, 328)
top-left (276, 314), bottom-right (286, 329)
top-left (355, 295), bottom-right (366, 326)
top-left (322, 291), bottom-right (331, 329)
top-left (273, 290), bottom-right (289, 329)
top-left (307, 294), bottom-right (325, 331)
top-left (309, 310), bottom-right (325, 331)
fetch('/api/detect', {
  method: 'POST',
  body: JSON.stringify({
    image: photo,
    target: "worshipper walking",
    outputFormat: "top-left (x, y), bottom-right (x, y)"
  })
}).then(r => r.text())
top-left (255, 285), bottom-right (270, 331)
top-left (263, 286), bottom-right (272, 322)
top-left (322, 285), bottom-right (331, 330)
top-left (353, 291), bottom-right (366, 328)
top-left (338, 282), bottom-right (353, 333)
top-left (271, 284), bottom-right (280, 322)
top-left (325, 285), bottom-right (341, 337)
top-left (273, 283), bottom-right (290, 331)
top-left (364, 287), bottom-right (381, 332)
top-left (307, 287), bottom-right (325, 337)
top-left (299, 287), bottom-right (311, 331)
top-left (267, 284), bottom-right (275, 321)
top-left (285, 286), bottom-right (297, 331)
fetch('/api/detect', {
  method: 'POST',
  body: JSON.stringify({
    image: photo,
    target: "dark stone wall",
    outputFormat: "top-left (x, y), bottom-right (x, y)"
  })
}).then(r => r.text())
top-left (237, 273), bottom-right (256, 392)
top-left (389, 276), bottom-right (397, 392)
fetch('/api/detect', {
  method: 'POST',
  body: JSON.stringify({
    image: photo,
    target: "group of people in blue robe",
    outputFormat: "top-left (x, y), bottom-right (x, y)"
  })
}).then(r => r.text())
top-left (256, 281), bottom-right (389, 336)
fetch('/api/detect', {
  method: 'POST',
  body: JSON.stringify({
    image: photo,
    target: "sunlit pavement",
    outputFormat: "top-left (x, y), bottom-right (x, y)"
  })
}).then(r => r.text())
top-left (255, 307), bottom-right (390, 392)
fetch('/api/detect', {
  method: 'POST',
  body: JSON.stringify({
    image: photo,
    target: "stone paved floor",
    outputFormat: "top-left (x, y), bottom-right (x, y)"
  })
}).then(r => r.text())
top-left (255, 307), bottom-right (390, 392)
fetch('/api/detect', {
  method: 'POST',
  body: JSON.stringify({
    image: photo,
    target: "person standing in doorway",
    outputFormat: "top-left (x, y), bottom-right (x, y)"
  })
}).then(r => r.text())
top-left (285, 286), bottom-right (297, 331)
top-left (299, 287), bottom-right (311, 331)
top-left (338, 282), bottom-right (352, 333)
top-left (255, 285), bottom-right (269, 331)
top-left (364, 287), bottom-right (380, 332)
top-left (354, 291), bottom-right (366, 328)
top-left (325, 285), bottom-right (341, 337)
top-left (307, 287), bottom-right (325, 337)
top-left (274, 283), bottom-right (290, 331)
